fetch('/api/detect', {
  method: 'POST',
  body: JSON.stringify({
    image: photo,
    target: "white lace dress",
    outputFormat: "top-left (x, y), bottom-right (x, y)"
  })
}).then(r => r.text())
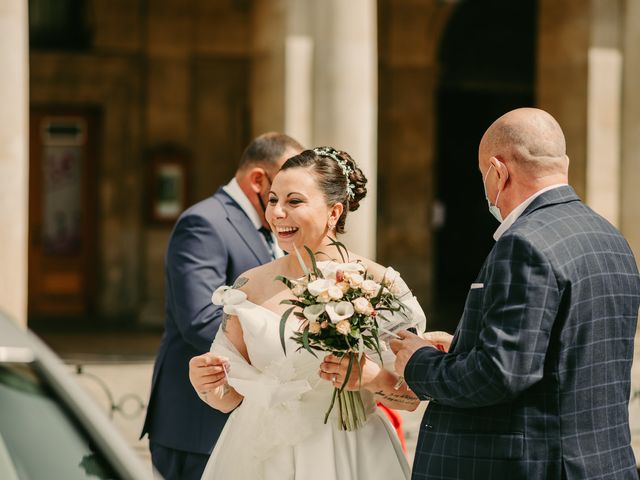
top-left (201, 287), bottom-right (426, 480)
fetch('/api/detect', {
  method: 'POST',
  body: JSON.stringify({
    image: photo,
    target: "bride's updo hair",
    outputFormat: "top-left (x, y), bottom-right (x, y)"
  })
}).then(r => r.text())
top-left (280, 147), bottom-right (367, 234)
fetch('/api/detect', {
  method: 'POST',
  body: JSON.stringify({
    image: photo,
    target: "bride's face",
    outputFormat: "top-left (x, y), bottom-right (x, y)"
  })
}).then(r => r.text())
top-left (266, 167), bottom-right (342, 252)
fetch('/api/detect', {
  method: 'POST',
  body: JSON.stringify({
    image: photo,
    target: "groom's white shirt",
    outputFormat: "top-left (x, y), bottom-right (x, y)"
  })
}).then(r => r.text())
top-left (493, 184), bottom-right (567, 241)
top-left (223, 178), bottom-right (283, 258)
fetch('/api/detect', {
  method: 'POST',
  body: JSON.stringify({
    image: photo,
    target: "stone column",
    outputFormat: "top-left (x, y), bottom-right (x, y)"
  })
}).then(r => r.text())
top-left (0, 0), bottom-right (29, 327)
top-left (620, 0), bottom-right (640, 262)
top-left (251, 0), bottom-right (287, 135)
top-left (622, 0), bottom-right (640, 459)
top-left (585, 0), bottom-right (623, 227)
top-left (538, 0), bottom-right (625, 226)
top-left (252, 0), bottom-right (378, 258)
top-left (252, 0), bottom-right (313, 147)
top-left (311, 0), bottom-right (378, 259)
top-left (537, 0), bottom-right (589, 200)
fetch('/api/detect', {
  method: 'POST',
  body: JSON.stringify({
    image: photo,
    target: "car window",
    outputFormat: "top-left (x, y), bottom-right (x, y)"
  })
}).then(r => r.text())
top-left (0, 363), bottom-right (120, 479)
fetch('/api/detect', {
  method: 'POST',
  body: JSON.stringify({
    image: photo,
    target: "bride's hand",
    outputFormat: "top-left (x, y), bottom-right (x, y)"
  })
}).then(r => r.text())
top-left (319, 354), bottom-right (380, 391)
top-left (189, 353), bottom-right (230, 396)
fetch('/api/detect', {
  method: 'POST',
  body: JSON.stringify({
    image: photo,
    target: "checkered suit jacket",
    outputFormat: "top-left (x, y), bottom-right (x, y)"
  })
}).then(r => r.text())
top-left (406, 186), bottom-right (640, 479)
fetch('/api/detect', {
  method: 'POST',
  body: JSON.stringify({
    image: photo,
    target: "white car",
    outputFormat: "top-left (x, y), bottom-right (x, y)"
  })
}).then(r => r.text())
top-left (0, 312), bottom-right (154, 479)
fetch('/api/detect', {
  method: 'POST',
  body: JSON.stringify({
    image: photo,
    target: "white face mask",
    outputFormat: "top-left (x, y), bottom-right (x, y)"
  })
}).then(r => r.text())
top-left (483, 164), bottom-right (503, 223)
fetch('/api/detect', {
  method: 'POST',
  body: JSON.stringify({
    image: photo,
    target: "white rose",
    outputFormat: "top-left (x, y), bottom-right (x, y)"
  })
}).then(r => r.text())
top-left (336, 319), bottom-right (351, 335)
top-left (349, 274), bottom-right (364, 288)
top-left (328, 285), bottom-right (344, 300)
top-left (352, 297), bottom-right (373, 315)
top-left (307, 278), bottom-right (335, 296)
top-left (211, 286), bottom-right (247, 306)
top-left (211, 285), bottom-right (230, 305)
top-left (325, 301), bottom-right (355, 323)
top-left (291, 282), bottom-right (307, 296)
top-left (303, 304), bottom-right (325, 322)
top-left (309, 321), bottom-right (321, 334)
top-left (225, 289), bottom-right (248, 304)
top-left (361, 279), bottom-right (381, 297)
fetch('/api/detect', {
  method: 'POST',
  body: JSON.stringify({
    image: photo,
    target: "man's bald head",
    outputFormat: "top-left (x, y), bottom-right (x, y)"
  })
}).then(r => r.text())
top-left (480, 108), bottom-right (568, 176)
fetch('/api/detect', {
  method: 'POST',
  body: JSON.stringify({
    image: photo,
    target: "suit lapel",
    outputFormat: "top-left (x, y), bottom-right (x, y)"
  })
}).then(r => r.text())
top-left (215, 189), bottom-right (271, 264)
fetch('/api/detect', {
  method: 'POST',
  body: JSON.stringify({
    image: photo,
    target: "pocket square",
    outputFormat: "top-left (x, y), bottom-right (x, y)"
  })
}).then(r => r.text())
top-left (470, 283), bottom-right (484, 289)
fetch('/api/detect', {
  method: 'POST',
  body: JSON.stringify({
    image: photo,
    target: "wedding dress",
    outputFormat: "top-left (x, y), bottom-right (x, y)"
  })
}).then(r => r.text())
top-left (201, 277), bottom-right (425, 480)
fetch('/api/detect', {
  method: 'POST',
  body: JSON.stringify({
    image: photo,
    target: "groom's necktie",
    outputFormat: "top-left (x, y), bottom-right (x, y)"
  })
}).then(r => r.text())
top-left (258, 226), bottom-right (276, 260)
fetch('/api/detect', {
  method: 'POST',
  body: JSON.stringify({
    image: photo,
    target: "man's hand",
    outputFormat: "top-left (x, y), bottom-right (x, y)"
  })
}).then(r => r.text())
top-left (423, 331), bottom-right (454, 353)
top-left (188, 353), bottom-right (230, 396)
top-left (390, 330), bottom-right (434, 377)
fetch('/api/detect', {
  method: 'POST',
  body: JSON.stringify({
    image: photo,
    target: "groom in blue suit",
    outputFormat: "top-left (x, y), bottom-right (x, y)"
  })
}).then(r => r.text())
top-left (141, 132), bottom-right (302, 480)
top-left (393, 108), bottom-right (640, 479)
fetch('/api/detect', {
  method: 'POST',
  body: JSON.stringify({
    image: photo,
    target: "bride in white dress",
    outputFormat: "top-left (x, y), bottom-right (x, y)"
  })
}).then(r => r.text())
top-left (189, 147), bottom-right (426, 479)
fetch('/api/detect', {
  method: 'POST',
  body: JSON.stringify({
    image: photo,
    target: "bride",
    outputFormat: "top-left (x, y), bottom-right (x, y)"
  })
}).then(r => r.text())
top-left (189, 147), bottom-right (426, 479)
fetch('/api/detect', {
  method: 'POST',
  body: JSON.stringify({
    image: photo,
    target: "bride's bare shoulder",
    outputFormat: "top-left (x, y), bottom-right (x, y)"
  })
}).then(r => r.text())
top-left (234, 257), bottom-right (288, 297)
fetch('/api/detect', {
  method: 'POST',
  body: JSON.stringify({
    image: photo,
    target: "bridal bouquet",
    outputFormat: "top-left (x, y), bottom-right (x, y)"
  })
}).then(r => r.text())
top-left (276, 239), bottom-right (411, 431)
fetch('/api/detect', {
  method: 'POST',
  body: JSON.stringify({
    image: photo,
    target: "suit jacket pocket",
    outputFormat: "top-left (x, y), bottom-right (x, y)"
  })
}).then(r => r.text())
top-left (451, 432), bottom-right (524, 460)
top-left (450, 288), bottom-right (486, 352)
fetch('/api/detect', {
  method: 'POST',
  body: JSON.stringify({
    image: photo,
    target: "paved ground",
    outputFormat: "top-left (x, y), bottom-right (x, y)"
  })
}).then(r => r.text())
top-left (39, 330), bottom-right (640, 473)
top-left (41, 329), bottom-right (427, 469)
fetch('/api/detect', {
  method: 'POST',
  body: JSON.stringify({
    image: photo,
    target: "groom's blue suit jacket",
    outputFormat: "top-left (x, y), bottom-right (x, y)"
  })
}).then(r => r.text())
top-left (407, 186), bottom-right (640, 479)
top-left (141, 188), bottom-right (272, 454)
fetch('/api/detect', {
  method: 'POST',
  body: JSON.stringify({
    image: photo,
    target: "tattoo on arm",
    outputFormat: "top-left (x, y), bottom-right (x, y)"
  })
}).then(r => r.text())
top-left (233, 276), bottom-right (249, 289)
top-left (221, 313), bottom-right (231, 333)
top-left (373, 390), bottom-right (418, 405)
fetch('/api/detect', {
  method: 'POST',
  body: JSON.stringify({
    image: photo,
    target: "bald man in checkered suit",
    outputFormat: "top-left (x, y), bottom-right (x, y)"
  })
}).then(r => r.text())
top-left (392, 108), bottom-right (640, 479)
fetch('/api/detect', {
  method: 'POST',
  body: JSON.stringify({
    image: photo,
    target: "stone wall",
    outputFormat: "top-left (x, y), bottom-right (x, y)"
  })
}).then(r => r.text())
top-left (29, 0), bottom-right (253, 324)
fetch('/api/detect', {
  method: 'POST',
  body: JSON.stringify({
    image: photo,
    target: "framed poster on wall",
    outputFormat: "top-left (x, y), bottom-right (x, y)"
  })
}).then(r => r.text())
top-left (147, 146), bottom-right (190, 224)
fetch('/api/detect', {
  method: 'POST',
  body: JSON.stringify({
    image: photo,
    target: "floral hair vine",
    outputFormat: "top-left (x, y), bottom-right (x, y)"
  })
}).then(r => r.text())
top-left (313, 147), bottom-right (356, 200)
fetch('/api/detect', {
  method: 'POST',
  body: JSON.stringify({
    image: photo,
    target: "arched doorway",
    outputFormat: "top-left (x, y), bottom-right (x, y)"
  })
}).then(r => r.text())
top-left (433, 0), bottom-right (537, 332)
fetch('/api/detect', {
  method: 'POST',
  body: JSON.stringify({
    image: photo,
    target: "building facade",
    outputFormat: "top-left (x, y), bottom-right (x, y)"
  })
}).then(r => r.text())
top-left (1, 0), bottom-right (639, 338)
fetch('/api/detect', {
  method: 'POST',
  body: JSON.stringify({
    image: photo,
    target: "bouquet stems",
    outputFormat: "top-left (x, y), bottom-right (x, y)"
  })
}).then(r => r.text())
top-left (325, 388), bottom-right (367, 431)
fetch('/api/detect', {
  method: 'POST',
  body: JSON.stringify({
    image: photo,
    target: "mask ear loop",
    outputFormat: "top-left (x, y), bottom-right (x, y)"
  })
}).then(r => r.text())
top-left (483, 164), bottom-right (493, 185)
top-left (484, 163), bottom-right (503, 208)
top-left (493, 162), bottom-right (508, 209)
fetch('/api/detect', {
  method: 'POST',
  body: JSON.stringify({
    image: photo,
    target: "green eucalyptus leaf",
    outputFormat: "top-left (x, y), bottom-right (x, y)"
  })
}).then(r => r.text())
top-left (292, 245), bottom-right (310, 276)
top-left (339, 354), bottom-right (355, 394)
top-left (302, 326), bottom-right (318, 358)
top-left (304, 245), bottom-right (323, 278)
top-left (275, 275), bottom-right (295, 289)
top-left (279, 306), bottom-right (295, 354)
top-left (280, 299), bottom-right (307, 308)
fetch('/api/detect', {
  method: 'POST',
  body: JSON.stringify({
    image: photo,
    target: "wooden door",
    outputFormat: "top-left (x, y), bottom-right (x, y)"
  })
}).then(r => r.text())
top-left (28, 108), bottom-right (99, 319)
